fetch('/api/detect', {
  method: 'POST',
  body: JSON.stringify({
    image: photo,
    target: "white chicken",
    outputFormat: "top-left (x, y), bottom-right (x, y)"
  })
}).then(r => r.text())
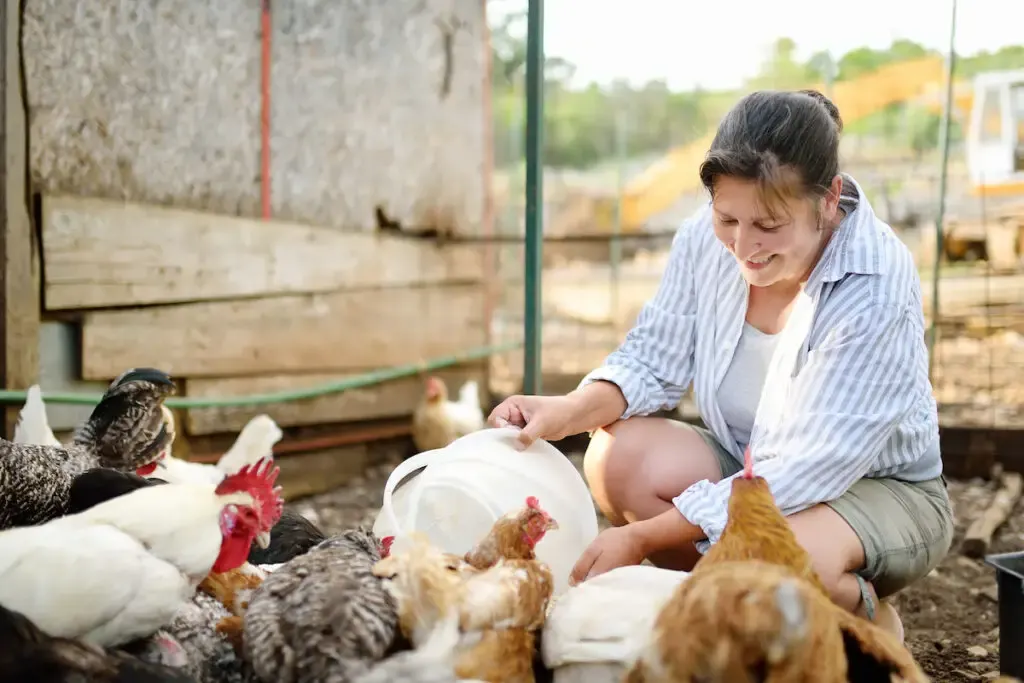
top-left (12, 384), bottom-right (61, 447)
top-left (411, 377), bottom-right (486, 453)
top-left (146, 412), bottom-right (283, 485)
top-left (541, 564), bottom-right (690, 683)
top-left (0, 458), bottom-right (284, 648)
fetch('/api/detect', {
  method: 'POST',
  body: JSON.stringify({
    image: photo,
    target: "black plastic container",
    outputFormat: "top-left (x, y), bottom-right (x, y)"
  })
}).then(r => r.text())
top-left (985, 550), bottom-right (1024, 677)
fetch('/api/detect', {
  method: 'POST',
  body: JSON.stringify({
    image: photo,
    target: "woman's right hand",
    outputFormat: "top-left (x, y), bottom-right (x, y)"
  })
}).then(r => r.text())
top-left (487, 394), bottom-right (581, 449)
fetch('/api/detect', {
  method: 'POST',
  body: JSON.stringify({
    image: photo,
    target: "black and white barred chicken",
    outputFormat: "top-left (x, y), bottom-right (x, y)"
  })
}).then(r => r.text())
top-left (0, 367), bottom-right (175, 530)
top-left (242, 528), bottom-right (400, 683)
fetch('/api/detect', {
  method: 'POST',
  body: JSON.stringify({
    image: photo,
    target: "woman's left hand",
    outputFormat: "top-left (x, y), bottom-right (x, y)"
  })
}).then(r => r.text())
top-left (569, 525), bottom-right (647, 586)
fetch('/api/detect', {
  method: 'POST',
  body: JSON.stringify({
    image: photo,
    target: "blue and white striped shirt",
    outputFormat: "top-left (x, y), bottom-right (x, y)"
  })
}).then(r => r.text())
top-left (579, 174), bottom-right (942, 550)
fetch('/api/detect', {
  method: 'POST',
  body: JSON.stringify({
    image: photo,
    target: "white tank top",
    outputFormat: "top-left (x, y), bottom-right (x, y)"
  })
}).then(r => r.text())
top-left (717, 322), bottom-right (782, 448)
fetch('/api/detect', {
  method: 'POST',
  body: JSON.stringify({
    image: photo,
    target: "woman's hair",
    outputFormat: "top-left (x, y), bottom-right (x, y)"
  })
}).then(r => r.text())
top-left (698, 89), bottom-right (843, 219)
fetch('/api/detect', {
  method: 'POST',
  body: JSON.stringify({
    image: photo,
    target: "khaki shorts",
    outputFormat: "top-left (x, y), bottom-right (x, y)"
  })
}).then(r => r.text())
top-left (691, 423), bottom-right (955, 599)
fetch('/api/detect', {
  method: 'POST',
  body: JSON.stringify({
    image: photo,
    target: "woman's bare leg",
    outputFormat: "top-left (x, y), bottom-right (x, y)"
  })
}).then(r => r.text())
top-left (582, 417), bottom-right (727, 571)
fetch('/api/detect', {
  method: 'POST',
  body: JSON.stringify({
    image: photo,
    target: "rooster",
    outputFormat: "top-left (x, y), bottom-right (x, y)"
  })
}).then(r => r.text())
top-left (0, 603), bottom-right (198, 683)
top-left (623, 445), bottom-right (927, 682)
top-left (0, 458), bottom-right (283, 648)
top-left (12, 384), bottom-right (62, 447)
top-left (242, 527), bottom-right (399, 683)
top-left (145, 413), bottom-right (283, 486)
top-left (0, 367), bottom-right (176, 530)
top-left (411, 377), bottom-right (485, 453)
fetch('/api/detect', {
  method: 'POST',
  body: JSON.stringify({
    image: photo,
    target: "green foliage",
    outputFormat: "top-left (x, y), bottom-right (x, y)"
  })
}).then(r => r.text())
top-left (487, 7), bottom-right (1024, 171)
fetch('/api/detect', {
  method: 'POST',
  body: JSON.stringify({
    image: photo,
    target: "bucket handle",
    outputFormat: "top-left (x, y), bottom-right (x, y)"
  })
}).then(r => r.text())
top-left (380, 449), bottom-right (440, 538)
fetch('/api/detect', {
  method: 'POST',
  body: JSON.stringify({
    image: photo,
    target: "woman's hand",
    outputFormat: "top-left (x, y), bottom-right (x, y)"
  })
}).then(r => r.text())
top-left (487, 394), bottom-right (581, 448)
top-left (568, 525), bottom-right (647, 586)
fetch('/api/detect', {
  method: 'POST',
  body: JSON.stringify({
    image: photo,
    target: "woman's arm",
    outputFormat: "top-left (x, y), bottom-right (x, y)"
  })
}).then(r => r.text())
top-left (571, 209), bottom-right (706, 430)
top-left (671, 300), bottom-right (928, 546)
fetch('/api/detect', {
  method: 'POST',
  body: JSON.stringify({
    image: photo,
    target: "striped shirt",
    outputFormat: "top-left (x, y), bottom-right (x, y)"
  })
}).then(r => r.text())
top-left (579, 174), bottom-right (942, 551)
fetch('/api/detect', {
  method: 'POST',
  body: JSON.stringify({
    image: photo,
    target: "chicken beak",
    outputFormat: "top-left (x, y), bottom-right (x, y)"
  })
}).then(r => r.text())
top-left (255, 531), bottom-right (271, 549)
top-left (546, 518), bottom-right (559, 531)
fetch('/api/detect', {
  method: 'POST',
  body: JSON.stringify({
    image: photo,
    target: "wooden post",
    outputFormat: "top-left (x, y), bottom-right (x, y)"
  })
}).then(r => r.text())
top-left (0, 0), bottom-right (39, 438)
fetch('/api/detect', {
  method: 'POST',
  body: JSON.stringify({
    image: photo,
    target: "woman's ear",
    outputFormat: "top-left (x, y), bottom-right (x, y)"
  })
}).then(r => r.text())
top-left (822, 174), bottom-right (844, 222)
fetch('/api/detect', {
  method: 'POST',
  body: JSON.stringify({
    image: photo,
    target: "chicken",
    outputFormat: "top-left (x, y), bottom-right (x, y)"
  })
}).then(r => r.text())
top-left (692, 445), bottom-right (827, 596)
top-left (374, 533), bottom-right (554, 683)
top-left (146, 414), bottom-right (282, 486)
top-left (352, 611), bottom-right (470, 683)
top-left (0, 458), bottom-right (284, 648)
top-left (0, 603), bottom-right (198, 683)
top-left (0, 367), bottom-right (176, 530)
top-left (463, 495), bottom-right (559, 570)
top-left (242, 528), bottom-right (400, 683)
top-left (540, 564), bottom-right (689, 683)
top-left (411, 376), bottom-right (485, 453)
top-left (12, 384), bottom-right (62, 447)
top-left (68, 467), bottom-right (327, 568)
top-left (127, 592), bottom-right (257, 683)
top-left (625, 560), bottom-right (927, 683)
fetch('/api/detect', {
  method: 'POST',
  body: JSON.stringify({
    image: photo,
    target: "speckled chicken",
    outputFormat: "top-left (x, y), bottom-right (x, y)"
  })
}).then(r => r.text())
top-left (0, 367), bottom-right (176, 530)
top-left (242, 527), bottom-right (400, 683)
top-left (0, 603), bottom-right (197, 683)
top-left (127, 592), bottom-right (257, 683)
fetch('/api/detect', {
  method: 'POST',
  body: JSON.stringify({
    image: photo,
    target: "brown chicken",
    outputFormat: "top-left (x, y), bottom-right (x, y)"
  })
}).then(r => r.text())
top-left (624, 446), bottom-right (927, 682)
top-left (627, 560), bottom-right (926, 683)
top-left (373, 533), bottom-right (554, 683)
top-left (693, 445), bottom-right (827, 596)
top-left (198, 564), bottom-right (267, 654)
top-left (464, 495), bottom-right (559, 569)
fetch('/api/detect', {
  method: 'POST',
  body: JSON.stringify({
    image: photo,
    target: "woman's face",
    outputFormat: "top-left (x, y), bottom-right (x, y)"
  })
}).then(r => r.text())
top-left (711, 174), bottom-right (842, 288)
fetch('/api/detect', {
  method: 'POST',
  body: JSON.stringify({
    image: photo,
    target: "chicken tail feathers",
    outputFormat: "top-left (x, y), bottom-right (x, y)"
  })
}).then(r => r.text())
top-left (12, 385), bottom-right (60, 447)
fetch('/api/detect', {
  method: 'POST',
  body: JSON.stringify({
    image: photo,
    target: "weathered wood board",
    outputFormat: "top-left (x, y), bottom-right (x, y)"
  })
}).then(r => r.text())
top-left (81, 283), bottom-right (486, 380)
top-left (184, 364), bottom-right (485, 435)
top-left (41, 194), bottom-right (485, 310)
top-left (2, 0), bottom-right (40, 438)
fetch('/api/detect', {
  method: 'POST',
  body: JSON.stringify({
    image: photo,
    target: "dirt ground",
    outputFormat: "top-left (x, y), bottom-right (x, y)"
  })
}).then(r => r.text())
top-left (295, 443), bottom-right (1019, 681)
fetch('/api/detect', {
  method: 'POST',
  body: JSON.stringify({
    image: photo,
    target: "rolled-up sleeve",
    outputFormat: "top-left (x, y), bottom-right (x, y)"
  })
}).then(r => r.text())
top-left (578, 220), bottom-right (700, 419)
top-left (673, 301), bottom-right (925, 547)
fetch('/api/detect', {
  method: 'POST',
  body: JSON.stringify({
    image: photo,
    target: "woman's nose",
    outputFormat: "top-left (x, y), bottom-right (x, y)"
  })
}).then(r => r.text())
top-left (734, 225), bottom-right (759, 258)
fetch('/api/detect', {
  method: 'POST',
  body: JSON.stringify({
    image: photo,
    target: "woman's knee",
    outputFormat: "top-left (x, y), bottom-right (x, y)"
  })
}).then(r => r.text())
top-left (582, 417), bottom-right (724, 525)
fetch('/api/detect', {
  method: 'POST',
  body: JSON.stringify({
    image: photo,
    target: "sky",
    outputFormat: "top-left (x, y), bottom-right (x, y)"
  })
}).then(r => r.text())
top-left (524, 0), bottom-right (1024, 91)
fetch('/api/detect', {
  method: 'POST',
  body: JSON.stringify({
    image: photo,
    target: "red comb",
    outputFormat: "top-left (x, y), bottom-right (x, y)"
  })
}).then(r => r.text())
top-left (526, 495), bottom-right (540, 510)
top-left (380, 535), bottom-right (395, 557)
top-left (742, 445), bottom-right (754, 479)
top-left (215, 457), bottom-right (284, 527)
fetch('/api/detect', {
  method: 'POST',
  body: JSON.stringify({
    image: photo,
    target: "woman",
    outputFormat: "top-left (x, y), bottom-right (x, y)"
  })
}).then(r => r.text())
top-left (488, 89), bottom-right (954, 641)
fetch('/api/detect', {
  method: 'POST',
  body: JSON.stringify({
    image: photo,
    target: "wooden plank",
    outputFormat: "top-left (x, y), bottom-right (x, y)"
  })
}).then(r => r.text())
top-left (184, 364), bottom-right (484, 436)
top-left (40, 194), bottom-right (484, 310)
top-left (81, 282), bottom-right (486, 380)
top-left (1, 0), bottom-right (40, 438)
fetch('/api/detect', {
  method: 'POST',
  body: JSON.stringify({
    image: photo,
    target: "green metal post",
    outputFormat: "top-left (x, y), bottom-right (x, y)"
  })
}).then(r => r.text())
top-left (927, 0), bottom-right (957, 379)
top-left (522, 0), bottom-right (544, 395)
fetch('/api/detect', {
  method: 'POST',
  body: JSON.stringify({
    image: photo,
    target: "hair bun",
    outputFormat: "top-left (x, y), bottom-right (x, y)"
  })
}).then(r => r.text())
top-left (797, 89), bottom-right (843, 133)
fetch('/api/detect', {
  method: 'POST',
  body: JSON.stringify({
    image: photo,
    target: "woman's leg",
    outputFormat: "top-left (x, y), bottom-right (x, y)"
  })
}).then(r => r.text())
top-left (582, 416), bottom-right (739, 570)
top-left (787, 476), bottom-right (954, 641)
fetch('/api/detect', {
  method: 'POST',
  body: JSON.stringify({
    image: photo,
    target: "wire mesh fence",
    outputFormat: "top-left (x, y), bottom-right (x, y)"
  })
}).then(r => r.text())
top-left (484, 57), bottom-right (1024, 429)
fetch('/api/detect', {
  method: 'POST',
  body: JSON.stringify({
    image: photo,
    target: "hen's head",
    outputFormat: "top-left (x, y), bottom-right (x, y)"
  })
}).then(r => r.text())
top-left (73, 368), bottom-right (176, 473)
top-left (212, 458), bottom-right (284, 572)
top-left (424, 376), bottom-right (448, 402)
top-left (518, 496), bottom-right (559, 548)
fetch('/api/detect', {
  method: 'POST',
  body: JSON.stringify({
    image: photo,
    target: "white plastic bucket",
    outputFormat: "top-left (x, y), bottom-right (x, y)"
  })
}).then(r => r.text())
top-left (373, 427), bottom-right (600, 596)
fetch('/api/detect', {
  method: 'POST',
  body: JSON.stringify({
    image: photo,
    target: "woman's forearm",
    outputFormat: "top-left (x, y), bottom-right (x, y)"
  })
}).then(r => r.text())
top-left (566, 380), bottom-right (629, 434)
top-left (633, 507), bottom-right (705, 555)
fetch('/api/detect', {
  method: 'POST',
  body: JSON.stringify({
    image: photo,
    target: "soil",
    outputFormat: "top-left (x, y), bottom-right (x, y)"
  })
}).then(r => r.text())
top-left (296, 445), bottom-right (1020, 682)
